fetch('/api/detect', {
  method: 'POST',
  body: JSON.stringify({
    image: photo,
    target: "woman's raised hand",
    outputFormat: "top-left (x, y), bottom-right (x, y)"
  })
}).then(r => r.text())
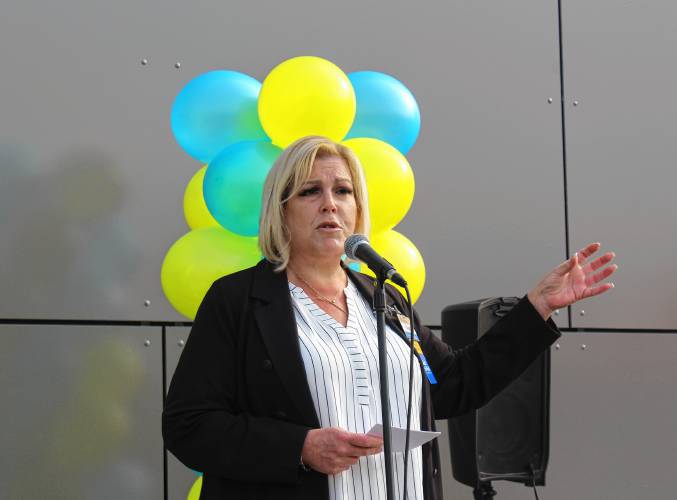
top-left (527, 242), bottom-right (618, 320)
top-left (301, 427), bottom-right (384, 475)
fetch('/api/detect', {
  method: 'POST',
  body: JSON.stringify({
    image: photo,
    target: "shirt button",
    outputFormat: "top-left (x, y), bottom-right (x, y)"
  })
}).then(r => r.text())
top-left (433, 467), bottom-right (439, 477)
top-left (262, 359), bottom-right (273, 371)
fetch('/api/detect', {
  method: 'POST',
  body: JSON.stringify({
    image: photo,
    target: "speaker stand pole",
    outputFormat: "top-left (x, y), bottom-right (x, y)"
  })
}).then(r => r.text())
top-left (374, 276), bottom-right (395, 500)
top-left (473, 482), bottom-right (497, 500)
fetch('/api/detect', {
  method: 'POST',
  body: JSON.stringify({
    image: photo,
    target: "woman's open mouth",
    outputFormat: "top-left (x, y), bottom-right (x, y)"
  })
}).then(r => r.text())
top-left (316, 221), bottom-right (342, 232)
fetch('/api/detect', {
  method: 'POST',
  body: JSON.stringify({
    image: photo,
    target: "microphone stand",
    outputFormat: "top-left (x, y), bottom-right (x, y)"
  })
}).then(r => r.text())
top-left (374, 275), bottom-right (395, 500)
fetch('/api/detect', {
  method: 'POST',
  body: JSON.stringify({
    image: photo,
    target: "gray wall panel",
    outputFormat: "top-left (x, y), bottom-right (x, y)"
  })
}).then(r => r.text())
top-left (0, 324), bottom-right (163, 499)
top-left (1, 0), bottom-right (567, 327)
top-left (563, 0), bottom-right (677, 328)
top-left (436, 333), bottom-right (677, 499)
top-left (0, 1), bottom-right (190, 321)
top-left (395, 0), bottom-right (568, 329)
top-left (546, 333), bottom-right (677, 498)
top-left (165, 326), bottom-right (200, 500)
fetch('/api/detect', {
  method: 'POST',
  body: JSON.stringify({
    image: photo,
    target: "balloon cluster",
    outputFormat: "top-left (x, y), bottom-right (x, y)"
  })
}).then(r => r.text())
top-left (162, 56), bottom-right (426, 321)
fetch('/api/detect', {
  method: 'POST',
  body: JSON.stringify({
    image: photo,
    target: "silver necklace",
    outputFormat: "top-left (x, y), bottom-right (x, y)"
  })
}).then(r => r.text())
top-left (290, 267), bottom-right (349, 316)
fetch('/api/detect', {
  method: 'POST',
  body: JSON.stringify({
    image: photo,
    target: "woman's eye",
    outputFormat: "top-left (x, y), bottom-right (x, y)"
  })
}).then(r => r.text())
top-left (299, 187), bottom-right (319, 196)
top-left (337, 187), bottom-right (353, 195)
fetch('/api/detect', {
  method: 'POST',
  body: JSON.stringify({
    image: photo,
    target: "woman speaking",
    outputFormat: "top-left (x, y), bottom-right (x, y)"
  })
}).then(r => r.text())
top-left (162, 135), bottom-right (617, 500)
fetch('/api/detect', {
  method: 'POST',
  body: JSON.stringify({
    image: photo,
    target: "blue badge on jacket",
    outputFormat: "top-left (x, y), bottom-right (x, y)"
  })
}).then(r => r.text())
top-left (395, 312), bottom-right (438, 385)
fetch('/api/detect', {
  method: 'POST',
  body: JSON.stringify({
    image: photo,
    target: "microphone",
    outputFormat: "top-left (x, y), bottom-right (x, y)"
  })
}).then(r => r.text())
top-left (344, 234), bottom-right (407, 287)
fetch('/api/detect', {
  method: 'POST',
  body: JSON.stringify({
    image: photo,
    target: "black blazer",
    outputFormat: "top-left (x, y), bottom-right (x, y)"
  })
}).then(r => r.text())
top-left (162, 259), bottom-right (560, 500)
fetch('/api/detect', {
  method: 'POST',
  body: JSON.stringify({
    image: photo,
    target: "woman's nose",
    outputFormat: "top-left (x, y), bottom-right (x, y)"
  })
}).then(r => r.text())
top-left (321, 191), bottom-right (337, 212)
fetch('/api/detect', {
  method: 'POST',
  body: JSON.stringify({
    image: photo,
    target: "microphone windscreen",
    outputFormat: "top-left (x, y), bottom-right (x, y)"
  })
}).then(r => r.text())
top-left (344, 234), bottom-right (369, 260)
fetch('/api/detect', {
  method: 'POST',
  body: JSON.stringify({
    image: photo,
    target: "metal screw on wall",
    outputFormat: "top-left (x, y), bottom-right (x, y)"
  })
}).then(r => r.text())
top-left (547, 97), bottom-right (553, 103)
top-left (554, 309), bottom-right (560, 316)
top-left (144, 300), bottom-right (151, 307)
top-left (580, 310), bottom-right (585, 316)
top-left (555, 343), bottom-right (560, 350)
top-left (580, 344), bottom-right (587, 350)
top-left (573, 100), bottom-right (579, 106)
top-left (178, 340), bottom-right (185, 348)
top-left (174, 62), bottom-right (181, 69)
top-left (141, 58), bottom-right (148, 66)
top-left (144, 339), bottom-right (151, 347)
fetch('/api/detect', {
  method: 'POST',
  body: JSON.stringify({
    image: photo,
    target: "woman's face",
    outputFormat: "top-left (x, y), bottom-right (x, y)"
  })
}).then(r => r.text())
top-left (285, 155), bottom-right (357, 263)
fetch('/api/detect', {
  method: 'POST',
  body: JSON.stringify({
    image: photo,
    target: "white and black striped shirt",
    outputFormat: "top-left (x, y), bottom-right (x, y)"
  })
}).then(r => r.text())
top-left (290, 280), bottom-right (424, 500)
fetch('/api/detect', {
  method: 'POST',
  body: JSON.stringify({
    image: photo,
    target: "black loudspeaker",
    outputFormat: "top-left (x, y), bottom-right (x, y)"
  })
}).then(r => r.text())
top-left (441, 297), bottom-right (550, 489)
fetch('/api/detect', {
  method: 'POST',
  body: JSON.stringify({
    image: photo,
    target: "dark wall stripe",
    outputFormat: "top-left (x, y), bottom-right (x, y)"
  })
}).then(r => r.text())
top-left (162, 326), bottom-right (168, 500)
top-left (556, 0), bottom-right (574, 328)
top-left (2, 318), bottom-right (675, 334)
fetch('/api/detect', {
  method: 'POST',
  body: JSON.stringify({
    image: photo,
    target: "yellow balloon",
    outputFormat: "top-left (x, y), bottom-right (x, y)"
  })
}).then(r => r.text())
top-left (161, 227), bottom-right (261, 319)
top-left (187, 476), bottom-right (202, 500)
top-left (184, 166), bottom-right (219, 229)
top-left (343, 138), bottom-right (415, 233)
top-left (364, 230), bottom-right (426, 303)
top-left (258, 56), bottom-right (356, 147)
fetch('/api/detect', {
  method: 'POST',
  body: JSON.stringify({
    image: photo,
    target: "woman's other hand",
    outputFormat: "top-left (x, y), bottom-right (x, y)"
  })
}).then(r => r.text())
top-left (301, 427), bottom-right (384, 475)
top-left (528, 242), bottom-right (618, 320)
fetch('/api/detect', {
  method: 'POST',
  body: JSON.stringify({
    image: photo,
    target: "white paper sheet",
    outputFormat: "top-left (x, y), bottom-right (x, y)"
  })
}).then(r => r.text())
top-left (366, 424), bottom-right (441, 453)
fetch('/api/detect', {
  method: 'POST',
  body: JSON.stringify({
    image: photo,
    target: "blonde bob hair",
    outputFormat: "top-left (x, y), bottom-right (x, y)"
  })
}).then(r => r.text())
top-left (259, 136), bottom-right (370, 271)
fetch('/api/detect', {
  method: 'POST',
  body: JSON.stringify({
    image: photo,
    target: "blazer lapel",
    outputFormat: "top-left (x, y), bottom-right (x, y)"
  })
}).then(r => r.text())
top-left (251, 260), bottom-right (320, 428)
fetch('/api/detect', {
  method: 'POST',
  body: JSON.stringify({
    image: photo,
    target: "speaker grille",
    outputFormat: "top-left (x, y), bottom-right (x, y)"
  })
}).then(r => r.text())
top-left (477, 357), bottom-right (548, 483)
top-left (442, 297), bottom-right (550, 487)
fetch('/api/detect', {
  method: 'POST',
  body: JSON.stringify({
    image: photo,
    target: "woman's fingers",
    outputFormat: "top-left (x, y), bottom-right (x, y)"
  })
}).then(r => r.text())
top-left (346, 432), bottom-right (383, 449)
top-left (555, 244), bottom-right (610, 276)
top-left (302, 427), bottom-right (384, 475)
top-left (582, 251), bottom-right (615, 274)
top-left (529, 242), bottom-right (618, 318)
top-left (582, 282), bottom-right (615, 299)
top-left (576, 242), bottom-right (601, 265)
top-left (342, 432), bottom-right (383, 457)
top-left (585, 263), bottom-right (618, 287)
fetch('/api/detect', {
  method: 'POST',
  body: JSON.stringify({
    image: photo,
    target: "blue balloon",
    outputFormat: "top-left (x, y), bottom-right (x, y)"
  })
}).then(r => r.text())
top-left (203, 141), bottom-right (281, 236)
top-left (345, 71), bottom-right (421, 155)
top-left (346, 260), bottom-right (361, 272)
top-left (171, 71), bottom-right (269, 163)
